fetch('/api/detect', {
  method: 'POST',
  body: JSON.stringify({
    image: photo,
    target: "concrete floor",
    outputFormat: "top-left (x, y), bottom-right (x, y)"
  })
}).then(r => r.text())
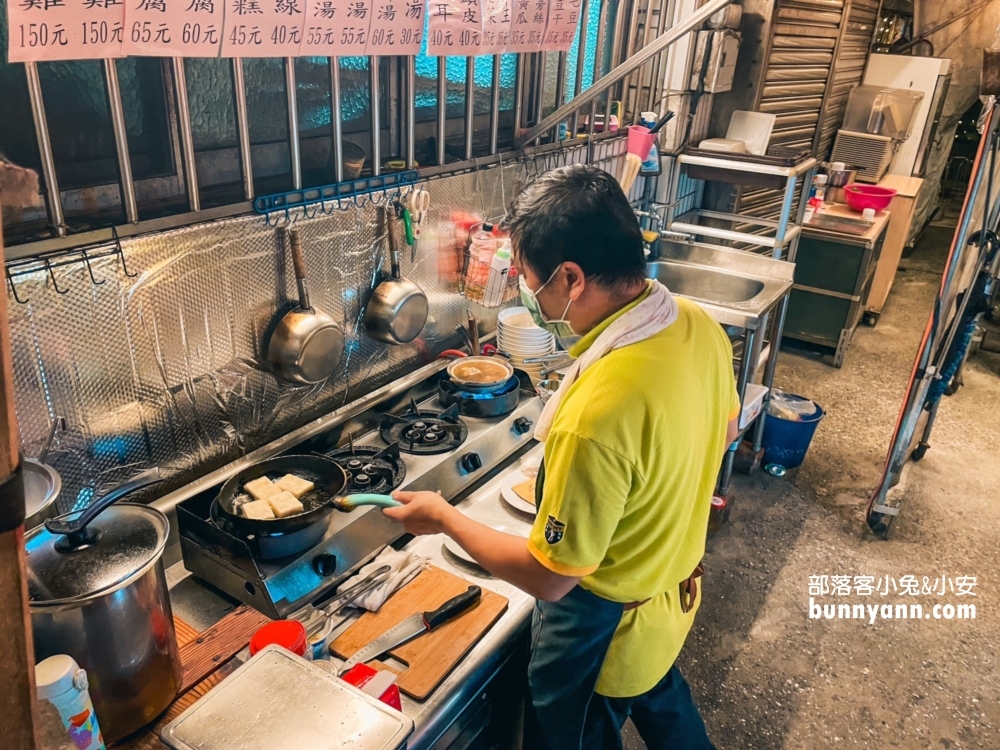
top-left (624, 222), bottom-right (1000, 748)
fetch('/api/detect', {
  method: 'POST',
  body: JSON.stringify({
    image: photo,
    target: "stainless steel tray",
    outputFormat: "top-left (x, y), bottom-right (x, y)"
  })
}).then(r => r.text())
top-left (161, 645), bottom-right (413, 750)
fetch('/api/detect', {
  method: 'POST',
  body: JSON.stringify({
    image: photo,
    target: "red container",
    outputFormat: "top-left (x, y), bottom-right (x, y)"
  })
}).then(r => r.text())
top-left (249, 620), bottom-right (308, 658)
top-left (843, 183), bottom-right (896, 213)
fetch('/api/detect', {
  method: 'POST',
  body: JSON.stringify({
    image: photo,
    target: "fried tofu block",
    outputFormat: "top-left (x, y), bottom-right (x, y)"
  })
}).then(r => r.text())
top-left (267, 490), bottom-right (304, 518)
top-left (244, 476), bottom-right (281, 501)
top-left (274, 473), bottom-right (315, 499)
top-left (242, 499), bottom-right (276, 520)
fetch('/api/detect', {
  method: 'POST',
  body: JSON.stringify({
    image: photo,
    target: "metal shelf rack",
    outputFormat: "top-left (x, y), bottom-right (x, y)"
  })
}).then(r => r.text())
top-left (662, 153), bottom-right (818, 260)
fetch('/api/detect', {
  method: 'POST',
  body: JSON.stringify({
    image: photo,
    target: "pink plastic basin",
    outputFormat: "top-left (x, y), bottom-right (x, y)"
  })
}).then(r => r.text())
top-left (843, 183), bottom-right (896, 213)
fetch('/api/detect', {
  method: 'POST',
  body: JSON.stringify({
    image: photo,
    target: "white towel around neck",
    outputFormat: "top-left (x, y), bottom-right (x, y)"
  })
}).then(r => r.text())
top-left (534, 280), bottom-right (679, 442)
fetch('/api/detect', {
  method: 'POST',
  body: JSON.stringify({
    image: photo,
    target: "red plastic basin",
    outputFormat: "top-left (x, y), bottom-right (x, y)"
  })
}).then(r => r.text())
top-left (843, 183), bottom-right (896, 213)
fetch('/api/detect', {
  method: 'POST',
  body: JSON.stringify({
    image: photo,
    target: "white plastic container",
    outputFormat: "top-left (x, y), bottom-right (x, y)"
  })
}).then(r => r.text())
top-left (484, 240), bottom-right (512, 307)
top-left (35, 655), bottom-right (106, 750)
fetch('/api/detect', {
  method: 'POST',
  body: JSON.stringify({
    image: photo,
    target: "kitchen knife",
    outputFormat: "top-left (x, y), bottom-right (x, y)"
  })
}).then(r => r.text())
top-left (336, 585), bottom-right (482, 675)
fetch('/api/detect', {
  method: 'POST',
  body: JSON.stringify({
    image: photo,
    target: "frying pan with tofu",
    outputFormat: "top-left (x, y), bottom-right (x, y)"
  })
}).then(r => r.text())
top-left (215, 454), bottom-right (349, 534)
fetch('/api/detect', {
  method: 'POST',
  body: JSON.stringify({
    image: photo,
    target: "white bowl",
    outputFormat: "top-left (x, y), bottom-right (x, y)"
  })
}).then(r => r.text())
top-left (498, 307), bottom-right (543, 330)
top-left (498, 327), bottom-right (553, 342)
top-left (498, 331), bottom-right (555, 348)
top-left (499, 331), bottom-right (554, 344)
top-left (501, 345), bottom-right (556, 361)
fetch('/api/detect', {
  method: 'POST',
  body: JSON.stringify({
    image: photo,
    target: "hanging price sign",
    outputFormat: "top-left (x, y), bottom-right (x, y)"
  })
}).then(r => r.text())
top-left (303, 0), bottom-right (373, 56)
top-left (541, 0), bottom-right (578, 51)
top-left (506, 0), bottom-right (544, 51)
top-left (7, 0), bottom-right (124, 62)
top-left (122, 0), bottom-right (224, 56)
top-left (427, 0), bottom-right (482, 56)
top-left (221, 0), bottom-right (306, 57)
top-left (479, 0), bottom-right (509, 53)
top-left (363, 0), bottom-right (423, 55)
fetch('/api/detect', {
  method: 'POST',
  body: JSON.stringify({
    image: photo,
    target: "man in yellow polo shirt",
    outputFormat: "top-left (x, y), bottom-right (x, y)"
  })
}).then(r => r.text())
top-left (386, 164), bottom-right (739, 750)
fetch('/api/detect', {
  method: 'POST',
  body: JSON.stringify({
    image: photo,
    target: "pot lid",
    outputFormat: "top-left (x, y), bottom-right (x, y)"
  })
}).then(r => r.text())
top-left (25, 505), bottom-right (168, 605)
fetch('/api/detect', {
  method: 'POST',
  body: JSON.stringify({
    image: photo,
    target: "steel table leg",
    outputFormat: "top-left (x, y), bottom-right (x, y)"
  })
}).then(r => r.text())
top-left (753, 294), bottom-right (789, 453)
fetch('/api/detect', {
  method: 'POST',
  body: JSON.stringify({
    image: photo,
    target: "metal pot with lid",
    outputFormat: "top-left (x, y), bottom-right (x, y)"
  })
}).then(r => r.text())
top-left (26, 474), bottom-right (181, 743)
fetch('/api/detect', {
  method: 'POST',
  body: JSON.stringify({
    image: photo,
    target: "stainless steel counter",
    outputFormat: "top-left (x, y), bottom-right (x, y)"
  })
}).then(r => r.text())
top-left (165, 443), bottom-right (544, 750)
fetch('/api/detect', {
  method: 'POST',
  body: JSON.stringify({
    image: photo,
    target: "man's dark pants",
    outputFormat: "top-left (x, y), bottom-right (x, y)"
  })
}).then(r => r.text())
top-left (525, 585), bottom-right (715, 750)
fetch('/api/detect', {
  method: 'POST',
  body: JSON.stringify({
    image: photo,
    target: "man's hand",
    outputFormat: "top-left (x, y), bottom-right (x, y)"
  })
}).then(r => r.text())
top-left (384, 491), bottom-right (580, 601)
top-left (383, 490), bottom-right (456, 535)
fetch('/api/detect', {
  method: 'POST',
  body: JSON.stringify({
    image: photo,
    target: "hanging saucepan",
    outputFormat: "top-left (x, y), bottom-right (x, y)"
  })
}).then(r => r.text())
top-left (446, 356), bottom-right (516, 393)
top-left (363, 205), bottom-right (429, 345)
top-left (267, 226), bottom-right (346, 384)
top-left (24, 416), bottom-right (64, 530)
top-left (27, 474), bottom-right (178, 743)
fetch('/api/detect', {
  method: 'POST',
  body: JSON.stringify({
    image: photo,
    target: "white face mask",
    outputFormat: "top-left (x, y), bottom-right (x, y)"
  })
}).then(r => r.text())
top-left (518, 266), bottom-right (577, 341)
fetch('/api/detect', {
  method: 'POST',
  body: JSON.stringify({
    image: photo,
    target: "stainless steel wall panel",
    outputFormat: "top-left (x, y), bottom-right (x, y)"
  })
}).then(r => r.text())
top-left (6, 163), bottom-right (525, 511)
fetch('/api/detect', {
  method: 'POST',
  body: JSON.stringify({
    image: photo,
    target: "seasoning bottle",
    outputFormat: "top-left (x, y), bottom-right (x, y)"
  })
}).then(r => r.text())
top-left (35, 655), bottom-right (106, 750)
top-left (485, 240), bottom-right (512, 306)
top-left (814, 173), bottom-right (828, 203)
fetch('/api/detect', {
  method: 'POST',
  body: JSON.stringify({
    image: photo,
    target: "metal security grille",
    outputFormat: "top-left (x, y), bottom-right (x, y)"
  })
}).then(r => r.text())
top-left (737, 0), bottom-right (881, 223)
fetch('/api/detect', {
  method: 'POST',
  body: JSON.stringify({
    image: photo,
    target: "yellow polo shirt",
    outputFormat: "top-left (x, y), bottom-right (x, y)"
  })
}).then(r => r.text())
top-left (527, 284), bottom-right (740, 698)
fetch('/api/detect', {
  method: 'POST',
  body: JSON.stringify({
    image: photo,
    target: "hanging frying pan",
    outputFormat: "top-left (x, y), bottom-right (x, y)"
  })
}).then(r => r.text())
top-left (267, 227), bottom-right (346, 384)
top-left (363, 205), bottom-right (429, 345)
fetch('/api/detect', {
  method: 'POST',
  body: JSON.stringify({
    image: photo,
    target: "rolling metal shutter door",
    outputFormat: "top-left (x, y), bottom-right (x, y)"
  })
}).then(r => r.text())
top-left (815, 0), bottom-right (881, 156)
top-left (736, 0), bottom-right (880, 225)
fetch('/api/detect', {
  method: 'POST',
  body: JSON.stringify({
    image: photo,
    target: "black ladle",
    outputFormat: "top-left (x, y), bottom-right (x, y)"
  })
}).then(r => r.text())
top-left (46, 474), bottom-right (164, 552)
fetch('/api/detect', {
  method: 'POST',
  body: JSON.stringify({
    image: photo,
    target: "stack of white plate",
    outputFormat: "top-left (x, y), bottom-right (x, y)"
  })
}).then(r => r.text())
top-left (497, 307), bottom-right (556, 382)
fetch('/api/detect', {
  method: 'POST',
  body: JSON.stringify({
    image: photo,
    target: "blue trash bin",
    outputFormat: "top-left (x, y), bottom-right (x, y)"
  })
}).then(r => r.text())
top-left (762, 395), bottom-right (824, 469)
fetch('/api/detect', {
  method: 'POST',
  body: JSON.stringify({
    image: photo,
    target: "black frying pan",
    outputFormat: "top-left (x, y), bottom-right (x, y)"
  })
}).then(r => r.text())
top-left (216, 454), bottom-right (348, 534)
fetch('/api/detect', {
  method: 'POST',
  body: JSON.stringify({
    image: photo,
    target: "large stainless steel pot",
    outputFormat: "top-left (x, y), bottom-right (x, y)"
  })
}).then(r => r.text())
top-left (26, 475), bottom-right (180, 743)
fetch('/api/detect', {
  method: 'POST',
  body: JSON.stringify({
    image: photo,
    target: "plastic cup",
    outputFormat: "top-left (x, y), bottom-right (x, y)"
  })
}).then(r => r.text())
top-left (627, 125), bottom-right (656, 158)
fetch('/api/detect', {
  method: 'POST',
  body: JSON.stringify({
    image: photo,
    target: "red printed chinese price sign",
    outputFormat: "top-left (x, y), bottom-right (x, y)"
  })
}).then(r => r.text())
top-left (506, 0), bottom-right (544, 52)
top-left (541, 0), bottom-right (578, 52)
top-left (300, 0), bottom-right (372, 55)
top-left (123, 0), bottom-right (224, 56)
top-left (479, 0), bottom-right (509, 54)
top-left (362, 0), bottom-right (423, 55)
top-left (221, 0), bottom-right (306, 57)
top-left (7, 0), bottom-right (124, 62)
top-left (428, 0), bottom-right (482, 56)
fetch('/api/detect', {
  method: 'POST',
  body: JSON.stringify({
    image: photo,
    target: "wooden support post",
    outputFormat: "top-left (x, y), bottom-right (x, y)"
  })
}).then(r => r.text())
top-left (0, 163), bottom-right (42, 748)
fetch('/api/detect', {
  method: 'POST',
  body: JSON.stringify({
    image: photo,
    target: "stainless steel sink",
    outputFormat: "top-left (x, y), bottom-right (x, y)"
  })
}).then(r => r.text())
top-left (648, 261), bottom-right (765, 304)
top-left (647, 241), bottom-right (795, 329)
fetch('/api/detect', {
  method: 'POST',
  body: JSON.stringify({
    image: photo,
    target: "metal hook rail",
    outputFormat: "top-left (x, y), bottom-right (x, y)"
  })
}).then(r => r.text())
top-left (5, 227), bottom-right (137, 304)
top-left (253, 171), bottom-right (421, 225)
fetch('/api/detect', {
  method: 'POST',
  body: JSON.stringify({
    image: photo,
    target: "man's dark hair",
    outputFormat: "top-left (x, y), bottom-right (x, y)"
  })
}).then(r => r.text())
top-left (502, 164), bottom-right (646, 289)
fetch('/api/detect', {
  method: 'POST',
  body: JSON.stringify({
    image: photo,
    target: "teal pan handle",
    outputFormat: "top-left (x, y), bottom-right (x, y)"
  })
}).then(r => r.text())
top-left (340, 493), bottom-right (401, 509)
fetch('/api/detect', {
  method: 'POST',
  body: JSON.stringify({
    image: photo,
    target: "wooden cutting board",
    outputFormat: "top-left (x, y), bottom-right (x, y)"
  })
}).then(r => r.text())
top-left (331, 566), bottom-right (508, 701)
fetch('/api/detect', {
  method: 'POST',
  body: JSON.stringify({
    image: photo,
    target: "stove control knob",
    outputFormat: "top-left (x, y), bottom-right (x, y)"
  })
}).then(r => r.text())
top-left (461, 452), bottom-right (483, 473)
top-left (312, 553), bottom-right (338, 577)
top-left (513, 417), bottom-right (533, 435)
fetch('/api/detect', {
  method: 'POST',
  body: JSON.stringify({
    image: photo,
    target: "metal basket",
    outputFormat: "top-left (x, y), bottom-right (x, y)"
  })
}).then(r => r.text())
top-left (460, 248), bottom-right (519, 308)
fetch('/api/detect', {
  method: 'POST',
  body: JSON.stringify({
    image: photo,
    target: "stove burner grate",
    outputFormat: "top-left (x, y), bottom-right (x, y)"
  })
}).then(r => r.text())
top-left (327, 442), bottom-right (406, 495)
top-left (380, 402), bottom-right (469, 454)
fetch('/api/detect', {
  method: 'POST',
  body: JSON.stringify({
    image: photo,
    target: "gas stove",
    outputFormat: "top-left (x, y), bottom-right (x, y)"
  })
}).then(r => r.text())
top-left (380, 402), bottom-right (468, 455)
top-left (176, 366), bottom-right (541, 618)
top-left (329, 442), bottom-right (407, 495)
